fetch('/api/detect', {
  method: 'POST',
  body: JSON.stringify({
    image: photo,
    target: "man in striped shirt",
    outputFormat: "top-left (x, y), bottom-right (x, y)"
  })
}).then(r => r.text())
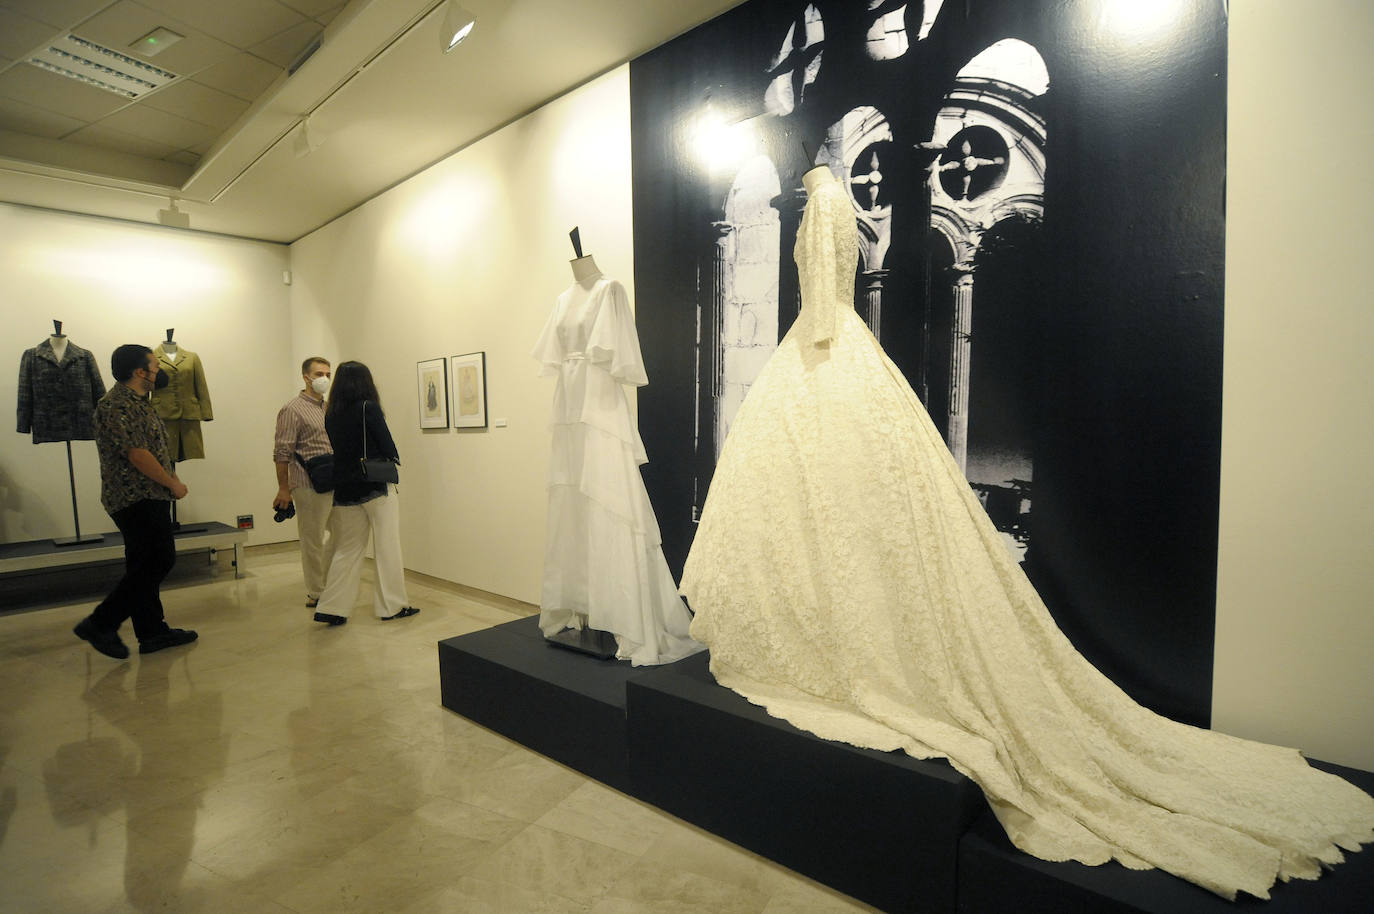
top-left (273, 356), bottom-right (335, 608)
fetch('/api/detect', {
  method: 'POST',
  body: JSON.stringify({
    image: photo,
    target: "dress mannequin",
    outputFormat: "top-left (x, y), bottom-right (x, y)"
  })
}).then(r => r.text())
top-left (801, 164), bottom-right (833, 195)
top-left (16, 320), bottom-right (105, 543)
top-left (570, 254), bottom-right (601, 285)
top-left (151, 331), bottom-right (212, 462)
top-left (534, 249), bottom-right (702, 666)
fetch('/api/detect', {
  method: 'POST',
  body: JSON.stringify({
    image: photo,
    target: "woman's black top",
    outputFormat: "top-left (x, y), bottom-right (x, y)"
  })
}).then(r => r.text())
top-left (324, 399), bottom-right (399, 506)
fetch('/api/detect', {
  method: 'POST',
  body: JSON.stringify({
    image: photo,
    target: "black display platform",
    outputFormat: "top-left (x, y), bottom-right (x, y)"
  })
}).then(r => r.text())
top-left (627, 650), bottom-right (984, 914)
top-left (957, 759), bottom-right (1374, 914)
top-left (437, 619), bottom-right (1374, 914)
top-left (437, 615), bottom-right (652, 792)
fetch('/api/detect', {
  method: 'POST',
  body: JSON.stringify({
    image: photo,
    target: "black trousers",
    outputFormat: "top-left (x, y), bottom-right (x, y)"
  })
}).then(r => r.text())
top-left (90, 498), bottom-right (176, 641)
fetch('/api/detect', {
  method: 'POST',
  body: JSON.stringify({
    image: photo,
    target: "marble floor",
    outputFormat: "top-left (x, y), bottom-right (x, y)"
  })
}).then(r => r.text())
top-left (0, 545), bottom-right (876, 913)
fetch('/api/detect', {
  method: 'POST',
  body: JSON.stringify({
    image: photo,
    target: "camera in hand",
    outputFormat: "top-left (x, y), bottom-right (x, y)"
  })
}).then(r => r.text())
top-left (273, 501), bottom-right (296, 523)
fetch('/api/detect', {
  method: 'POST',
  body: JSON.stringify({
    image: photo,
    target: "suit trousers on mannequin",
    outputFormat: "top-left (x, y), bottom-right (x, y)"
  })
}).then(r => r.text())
top-left (90, 499), bottom-right (176, 641)
top-left (292, 486), bottom-right (335, 600)
top-left (315, 487), bottom-right (410, 618)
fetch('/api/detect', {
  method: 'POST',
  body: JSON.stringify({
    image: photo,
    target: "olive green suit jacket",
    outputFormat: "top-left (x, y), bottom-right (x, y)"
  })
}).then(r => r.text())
top-left (150, 344), bottom-right (214, 421)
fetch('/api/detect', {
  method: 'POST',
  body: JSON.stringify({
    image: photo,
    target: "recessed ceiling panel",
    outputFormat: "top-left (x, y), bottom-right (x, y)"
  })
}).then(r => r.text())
top-left (74, 1), bottom-right (237, 77)
top-left (0, 0), bottom-right (112, 32)
top-left (143, 78), bottom-right (250, 130)
top-left (315, 6), bottom-right (345, 27)
top-left (0, 8), bottom-right (59, 60)
top-left (68, 121), bottom-right (179, 158)
top-left (136, 0), bottom-right (308, 50)
top-left (0, 95), bottom-right (88, 138)
top-left (0, 62), bottom-right (130, 121)
top-left (248, 21), bottom-right (324, 69)
top-left (281, 0), bottom-right (347, 19)
top-left (165, 148), bottom-right (200, 166)
top-left (98, 101), bottom-right (220, 148)
top-left (190, 52), bottom-right (283, 101)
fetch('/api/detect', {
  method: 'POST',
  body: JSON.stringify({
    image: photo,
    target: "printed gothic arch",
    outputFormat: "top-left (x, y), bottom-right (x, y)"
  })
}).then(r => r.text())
top-left (816, 106), bottom-right (894, 337)
top-left (924, 38), bottom-right (1048, 559)
top-left (714, 156), bottom-right (783, 458)
top-left (694, 156), bottom-right (783, 520)
top-left (864, 1), bottom-right (909, 60)
top-left (764, 4), bottom-right (824, 117)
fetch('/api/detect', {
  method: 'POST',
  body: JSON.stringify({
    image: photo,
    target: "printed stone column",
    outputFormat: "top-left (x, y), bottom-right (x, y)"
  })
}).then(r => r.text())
top-left (947, 267), bottom-right (975, 473)
top-left (860, 268), bottom-right (888, 338)
top-left (694, 220), bottom-right (734, 522)
top-left (775, 186), bottom-right (807, 338)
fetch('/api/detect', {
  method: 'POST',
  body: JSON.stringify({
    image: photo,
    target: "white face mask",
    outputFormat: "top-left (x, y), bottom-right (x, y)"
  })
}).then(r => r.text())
top-left (310, 375), bottom-right (331, 395)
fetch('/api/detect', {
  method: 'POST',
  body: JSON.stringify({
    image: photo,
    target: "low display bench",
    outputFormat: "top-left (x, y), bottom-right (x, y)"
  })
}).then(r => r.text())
top-left (0, 521), bottom-right (248, 580)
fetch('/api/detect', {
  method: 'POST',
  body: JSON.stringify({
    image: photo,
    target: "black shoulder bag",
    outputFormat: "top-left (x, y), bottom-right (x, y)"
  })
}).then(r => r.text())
top-left (360, 401), bottom-right (399, 484)
top-left (293, 452), bottom-right (335, 493)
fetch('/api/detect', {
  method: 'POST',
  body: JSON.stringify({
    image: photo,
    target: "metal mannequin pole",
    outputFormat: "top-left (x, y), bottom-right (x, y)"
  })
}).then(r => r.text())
top-left (54, 440), bottom-right (101, 546)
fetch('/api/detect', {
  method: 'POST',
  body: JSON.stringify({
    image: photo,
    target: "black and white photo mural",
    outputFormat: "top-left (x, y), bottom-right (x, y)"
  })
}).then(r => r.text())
top-left (631, 0), bottom-right (1227, 727)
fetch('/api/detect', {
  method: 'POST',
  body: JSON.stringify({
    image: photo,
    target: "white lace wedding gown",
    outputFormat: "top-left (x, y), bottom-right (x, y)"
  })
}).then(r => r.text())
top-left (533, 274), bottom-right (703, 666)
top-left (679, 173), bottom-right (1374, 899)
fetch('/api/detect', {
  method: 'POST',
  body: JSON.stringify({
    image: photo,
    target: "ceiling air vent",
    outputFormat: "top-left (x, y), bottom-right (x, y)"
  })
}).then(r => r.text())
top-left (27, 34), bottom-right (178, 99)
top-left (287, 33), bottom-right (323, 76)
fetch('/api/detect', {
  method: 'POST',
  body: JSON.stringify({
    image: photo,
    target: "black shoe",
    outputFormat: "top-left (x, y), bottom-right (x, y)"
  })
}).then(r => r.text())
top-left (74, 617), bottom-right (129, 660)
top-left (306, 597), bottom-right (319, 608)
top-left (313, 612), bottom-right (347, 626)
top-left (381, 607), bottom-right (420, 621)
top-left (139, 628), bottom-right (198, 655)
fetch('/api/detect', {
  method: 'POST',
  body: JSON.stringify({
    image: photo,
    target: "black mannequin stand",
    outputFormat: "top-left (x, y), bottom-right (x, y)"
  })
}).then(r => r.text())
top-left (546, 624), bottom-right (618, 660)
top-left (53, 440), bottom-right (102, 546)
top-left (168, 461), bottom-right (209, 535)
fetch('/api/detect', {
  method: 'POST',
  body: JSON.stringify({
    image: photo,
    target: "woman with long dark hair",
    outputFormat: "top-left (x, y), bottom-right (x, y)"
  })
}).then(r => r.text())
top-left (313, 361), bottom-right (419, 624)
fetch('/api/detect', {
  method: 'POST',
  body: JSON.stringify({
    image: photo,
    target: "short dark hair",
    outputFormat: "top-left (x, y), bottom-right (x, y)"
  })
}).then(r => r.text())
top-left (301, 356), bottom-right (330, 376)
top-left (111, 344), bottom-right (153, 382)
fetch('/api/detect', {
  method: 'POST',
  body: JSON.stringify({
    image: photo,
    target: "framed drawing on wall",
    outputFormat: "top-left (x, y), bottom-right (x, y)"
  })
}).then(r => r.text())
top-left (416, 358), bottom-right (449, 429)
top-left (450, 351), bottom-right (488, 428)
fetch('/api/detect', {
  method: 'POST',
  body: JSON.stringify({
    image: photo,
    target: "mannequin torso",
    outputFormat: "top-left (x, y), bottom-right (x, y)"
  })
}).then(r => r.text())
top-left (802, 164), bottom-right (835, 195)
top-left (49, 335), bottom-right (68, 362)
top-left (570, 254), bottom-right (601, 285)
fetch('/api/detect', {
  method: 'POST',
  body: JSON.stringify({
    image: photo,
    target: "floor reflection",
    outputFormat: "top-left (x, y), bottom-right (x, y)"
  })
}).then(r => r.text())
top-left (1, 547), bottom-right (878, 912)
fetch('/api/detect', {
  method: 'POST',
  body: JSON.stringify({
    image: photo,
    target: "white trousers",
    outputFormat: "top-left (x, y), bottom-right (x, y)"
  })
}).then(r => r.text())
top-left (315, 486), bottom-right (411, 618)
top-left (292, 485), bottom-right (335, 600)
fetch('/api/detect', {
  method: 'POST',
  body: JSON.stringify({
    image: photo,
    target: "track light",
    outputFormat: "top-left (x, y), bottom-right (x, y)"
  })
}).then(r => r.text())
top-left (293, 115), bottom-right (322, 157)
top-left (157, 197), bottom-right (189, 228)
top-left (440, 1), bottom-right (476, 53)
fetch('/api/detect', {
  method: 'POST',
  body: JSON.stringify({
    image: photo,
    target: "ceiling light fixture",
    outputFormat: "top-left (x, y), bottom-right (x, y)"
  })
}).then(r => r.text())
top-left (28, 34), bottom-right (178, 98)
top-left (440, 1), bottom-right (476, 53)
top-left (157, 198), bottom-right (190, 229)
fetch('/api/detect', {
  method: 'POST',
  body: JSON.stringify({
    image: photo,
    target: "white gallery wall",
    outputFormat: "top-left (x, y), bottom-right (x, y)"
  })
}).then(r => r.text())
top-left (1212, 5), bottom-right (1374, 769)
top-left (0, 205), bottom-right (294, 548)
top-left (288, 67), bottom-right (635, 605)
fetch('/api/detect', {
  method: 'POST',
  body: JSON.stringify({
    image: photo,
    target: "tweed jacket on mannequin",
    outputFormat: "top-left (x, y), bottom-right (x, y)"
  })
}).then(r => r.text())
top-left (16, 339), bottom-right (107, 443)
top-left (150, 344), bottom-right (214, 422)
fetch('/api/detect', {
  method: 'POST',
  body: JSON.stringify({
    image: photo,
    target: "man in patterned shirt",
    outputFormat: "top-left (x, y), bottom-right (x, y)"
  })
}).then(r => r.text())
top-left (73, 345), bottom-right (198, 659)
top-left (273, 356), bottom-right (335, 608)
